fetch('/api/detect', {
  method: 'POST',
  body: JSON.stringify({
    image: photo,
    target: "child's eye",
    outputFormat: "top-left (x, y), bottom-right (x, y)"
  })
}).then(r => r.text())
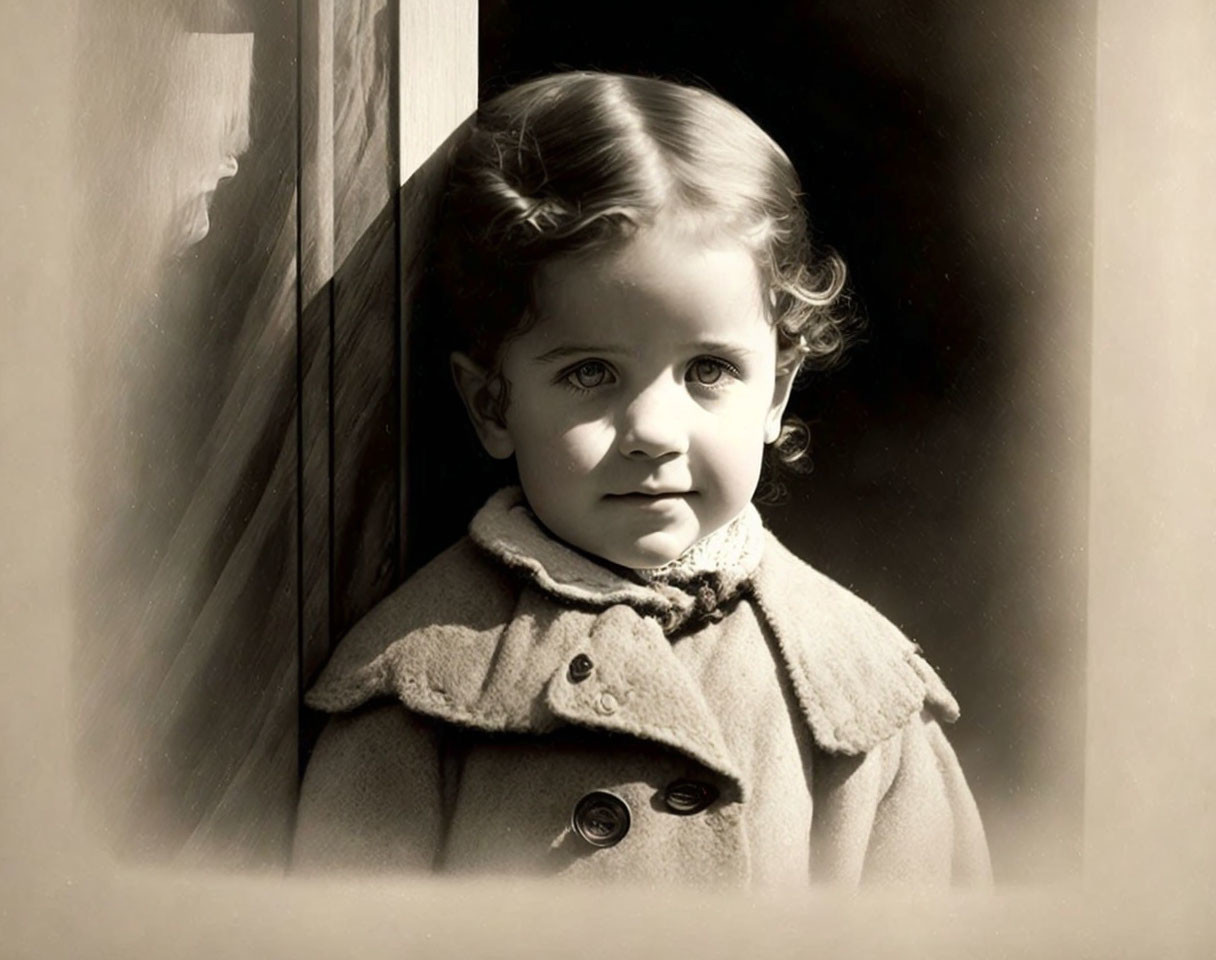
top-left (687, 357), bottom-right (737, 387)
top-left (563, 360), bottom-right (614, 391)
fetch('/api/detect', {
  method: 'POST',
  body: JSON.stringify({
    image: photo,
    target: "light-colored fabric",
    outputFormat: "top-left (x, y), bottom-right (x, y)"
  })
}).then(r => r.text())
top-left (467, 487), bottom-right (765, 633)
top-left (663, 598), bottom-right (815, 886)
top-left (307, 493), bottom-right (948, 756)
top-left (294, 493), bottom-right (991, 886)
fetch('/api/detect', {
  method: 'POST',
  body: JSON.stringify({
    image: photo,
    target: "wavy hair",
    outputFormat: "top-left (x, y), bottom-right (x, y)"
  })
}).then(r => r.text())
top-left (435, 71), bottom-right (854, 470)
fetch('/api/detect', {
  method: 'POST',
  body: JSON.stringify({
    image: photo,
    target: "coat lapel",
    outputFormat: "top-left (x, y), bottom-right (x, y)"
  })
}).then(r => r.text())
top-left (541, 602), bottom-right (745, 794)
top-left (307, 573), bottom-right (745, 796)
top-left (750, 532), bottom-right (958, 755)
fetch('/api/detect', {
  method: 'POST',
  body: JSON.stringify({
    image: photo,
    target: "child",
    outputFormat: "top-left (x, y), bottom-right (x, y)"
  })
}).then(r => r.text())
top-left (293, 71), bottom-right (991, 885)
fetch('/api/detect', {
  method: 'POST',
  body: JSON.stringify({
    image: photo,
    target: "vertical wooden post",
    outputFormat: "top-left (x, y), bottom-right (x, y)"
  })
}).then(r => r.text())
top-left (397, 0), bottom-right (478, 573)
top-left (399, 0), bottom-right (478, 186)
top-left (298, 0), bottom-right (335, 696)
top-left (298, 0), bottom-right (476, 755)
top-left (328, 0), bottom-right (403, 638)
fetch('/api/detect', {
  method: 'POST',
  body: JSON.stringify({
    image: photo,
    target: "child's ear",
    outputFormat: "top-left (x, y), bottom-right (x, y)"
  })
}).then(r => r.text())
top-left (764, 360), bottom-right (798, 445)
top-left (450, 352), bottom-right (515, 460)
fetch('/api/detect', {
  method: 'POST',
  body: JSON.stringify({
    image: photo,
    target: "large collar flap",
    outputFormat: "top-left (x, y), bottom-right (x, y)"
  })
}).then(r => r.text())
top-left (306, 541), bottom-right (744, 793)
top-left (304, 538), bottom-right (519, 716)
top-left (751, 532), bottom-right (959, 755)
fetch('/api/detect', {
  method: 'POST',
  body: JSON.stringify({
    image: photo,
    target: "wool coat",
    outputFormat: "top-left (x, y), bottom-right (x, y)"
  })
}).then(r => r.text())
top-left (293, 490), bottom-right (991, 886)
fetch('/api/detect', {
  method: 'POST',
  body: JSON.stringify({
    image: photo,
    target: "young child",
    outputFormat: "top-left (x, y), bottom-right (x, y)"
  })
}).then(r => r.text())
top-left (293, 72), bottom-right (991, 885)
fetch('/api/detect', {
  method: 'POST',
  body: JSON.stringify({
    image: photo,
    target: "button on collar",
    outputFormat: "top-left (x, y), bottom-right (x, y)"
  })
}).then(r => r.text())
top-left (572, 791), bottom-right (630, 847)
top-left (567, 653), bottom-right (594, 683)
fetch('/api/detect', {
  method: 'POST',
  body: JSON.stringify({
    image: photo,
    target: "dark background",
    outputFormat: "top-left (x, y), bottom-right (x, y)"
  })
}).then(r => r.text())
top-left (405, 0), bottom-right (1094, 882)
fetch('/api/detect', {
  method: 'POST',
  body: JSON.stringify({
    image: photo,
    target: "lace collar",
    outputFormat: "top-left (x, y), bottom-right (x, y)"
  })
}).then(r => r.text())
top-left (468, 487), bottom-right (766, 635)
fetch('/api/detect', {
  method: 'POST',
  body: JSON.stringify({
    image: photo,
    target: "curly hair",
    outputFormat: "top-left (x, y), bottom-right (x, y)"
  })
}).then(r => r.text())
top-left (434, 70), bottom-right (854, 470)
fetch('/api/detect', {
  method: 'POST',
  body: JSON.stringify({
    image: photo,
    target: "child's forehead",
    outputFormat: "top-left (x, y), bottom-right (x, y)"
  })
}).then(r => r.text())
top-left (537, 216), bottom-right (764, 297)
top-left (524, 226), bottom-right (775, 351)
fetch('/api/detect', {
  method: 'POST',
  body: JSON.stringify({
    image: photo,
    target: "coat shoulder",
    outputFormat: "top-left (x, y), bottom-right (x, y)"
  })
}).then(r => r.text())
top-left (751, 531), bottom-right (960, 754)
top-left (305, 538), bottom-right (518, 714)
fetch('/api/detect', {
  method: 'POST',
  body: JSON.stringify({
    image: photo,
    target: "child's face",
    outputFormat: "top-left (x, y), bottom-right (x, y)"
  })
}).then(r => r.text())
top-left (459, 220), bottom-right (795, 569)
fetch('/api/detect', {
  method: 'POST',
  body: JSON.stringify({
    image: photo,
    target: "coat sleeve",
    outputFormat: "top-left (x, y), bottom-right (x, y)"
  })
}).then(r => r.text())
top-left (811, 710), bottom-right (992, 886)
top-left (861, 710), bottom-right (992, 884)
top-left (292, 701), bottom-right (445, 874)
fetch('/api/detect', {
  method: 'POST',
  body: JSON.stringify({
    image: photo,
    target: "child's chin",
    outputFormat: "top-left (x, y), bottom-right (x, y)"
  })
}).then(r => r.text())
top-left (608, 533), bottom-right (694, 571)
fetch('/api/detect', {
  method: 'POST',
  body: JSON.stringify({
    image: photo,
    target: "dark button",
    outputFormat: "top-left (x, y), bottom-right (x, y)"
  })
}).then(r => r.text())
top-left (572, 791), bottom-right (630, 848)
top-left (567, 653), bottom-right (594, 683)
top-left (662, 779), bottom-right (719, 816)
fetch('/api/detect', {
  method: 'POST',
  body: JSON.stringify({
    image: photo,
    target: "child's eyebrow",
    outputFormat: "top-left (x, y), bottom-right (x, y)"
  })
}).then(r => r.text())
top-left (531, 344), bottom-right (633, 364)
top-left (531, 340), bottom-right (761, 365)
top-left (685, 339), bottom-right (759, 357)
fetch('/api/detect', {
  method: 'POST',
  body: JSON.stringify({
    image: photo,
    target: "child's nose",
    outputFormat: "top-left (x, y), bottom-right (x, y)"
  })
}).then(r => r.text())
top-left (617, 383), bottom-right (689, 460)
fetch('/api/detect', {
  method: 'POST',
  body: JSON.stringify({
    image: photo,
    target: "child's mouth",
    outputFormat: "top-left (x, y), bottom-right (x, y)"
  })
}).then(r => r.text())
top-left (605, 491), bottom-right (691, 506)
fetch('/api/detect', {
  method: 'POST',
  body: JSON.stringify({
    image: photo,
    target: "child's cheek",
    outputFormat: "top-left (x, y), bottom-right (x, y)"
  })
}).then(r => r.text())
top-left (699, 406), bottom-right (769, 487)
top-left (552, 419), bottom-right (617, 471)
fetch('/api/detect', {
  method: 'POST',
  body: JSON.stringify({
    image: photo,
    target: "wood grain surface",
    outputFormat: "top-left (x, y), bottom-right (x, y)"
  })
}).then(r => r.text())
top-left (329, 0), bottom-right (401, 641)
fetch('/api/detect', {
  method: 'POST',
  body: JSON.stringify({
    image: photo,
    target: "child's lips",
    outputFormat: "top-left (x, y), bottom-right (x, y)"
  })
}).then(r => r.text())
top-left (604, 490), bottom-right (693, 506)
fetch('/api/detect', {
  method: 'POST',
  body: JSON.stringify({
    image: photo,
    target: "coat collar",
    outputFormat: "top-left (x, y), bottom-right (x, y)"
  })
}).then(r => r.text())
top-left (749, 533), bottom-right (958, 753)
top-left (468, 487), bottom-right (765, 635)
top-left (307, 494), bottom-right (958, 795)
